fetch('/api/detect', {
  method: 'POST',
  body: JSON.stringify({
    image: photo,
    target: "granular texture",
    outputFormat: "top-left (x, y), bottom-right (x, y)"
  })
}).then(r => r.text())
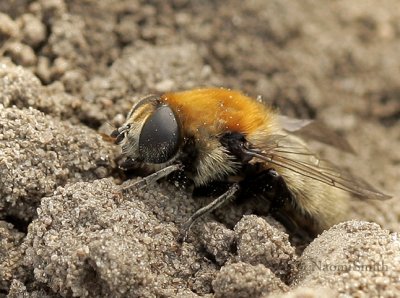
top-left (234, 215), bottom-right (298, 283)
top-left (24, 179), bottom-right (219, 297)
top-left (0, 106), bottom-right (117, 221)
top-left (212, 262), bottom-right (289, 298)
top-left (0, 63), bottom-right (82, 120)
top-left (295, 221), bottom-right (400, 296)
top-left (0, 221), bottom-right (25, 291)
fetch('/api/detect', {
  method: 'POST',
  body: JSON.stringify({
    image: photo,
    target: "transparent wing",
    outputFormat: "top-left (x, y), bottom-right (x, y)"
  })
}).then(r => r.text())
top-left (278, 115), bottom-right (313, 132)
top-left (279, 115), bottom-right (355, 154)
top-left (244, 134), bottom-right (391, 200)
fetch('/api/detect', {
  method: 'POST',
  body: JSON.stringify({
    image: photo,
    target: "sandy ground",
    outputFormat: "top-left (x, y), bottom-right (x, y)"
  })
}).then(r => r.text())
top-left (1, 0), bottom-right (399, 297)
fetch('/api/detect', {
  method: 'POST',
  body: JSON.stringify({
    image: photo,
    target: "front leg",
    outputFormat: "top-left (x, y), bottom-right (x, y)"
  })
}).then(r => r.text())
top-left (120, 164), bottom-right (182, 192)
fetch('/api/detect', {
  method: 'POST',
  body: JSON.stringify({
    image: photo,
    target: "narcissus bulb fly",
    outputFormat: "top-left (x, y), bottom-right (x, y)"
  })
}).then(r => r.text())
top-left (111, 88), bottom-right (391, 241)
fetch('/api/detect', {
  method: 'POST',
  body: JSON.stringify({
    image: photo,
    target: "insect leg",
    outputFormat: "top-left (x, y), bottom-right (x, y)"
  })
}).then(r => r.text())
top-left (179, 183), bottom-right (240, 242)
top-left (120, 164), bottom-right (181, 192)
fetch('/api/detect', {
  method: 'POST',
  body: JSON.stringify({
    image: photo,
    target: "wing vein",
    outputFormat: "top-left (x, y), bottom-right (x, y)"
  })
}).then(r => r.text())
top-left (242, 144), bottom-right (391, 200)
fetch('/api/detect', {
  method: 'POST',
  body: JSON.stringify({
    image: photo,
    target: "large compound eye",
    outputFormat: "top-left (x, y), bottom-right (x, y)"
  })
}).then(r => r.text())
top-left (139, 104), bottom-right (181, 163)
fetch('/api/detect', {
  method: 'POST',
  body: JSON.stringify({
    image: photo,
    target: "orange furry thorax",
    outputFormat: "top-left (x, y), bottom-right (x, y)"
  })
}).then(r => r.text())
top-left (161, 88), bottom-right (275, 137)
